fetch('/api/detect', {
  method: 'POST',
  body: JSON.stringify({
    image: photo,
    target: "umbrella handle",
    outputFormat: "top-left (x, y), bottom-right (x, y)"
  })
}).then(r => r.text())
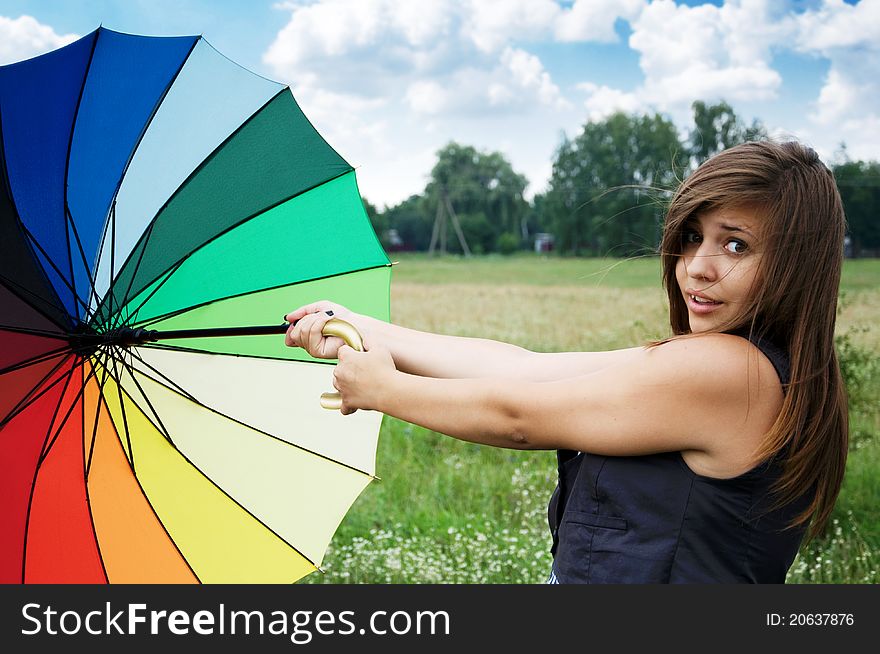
top-left (319, 318), bottom-right (365, 410)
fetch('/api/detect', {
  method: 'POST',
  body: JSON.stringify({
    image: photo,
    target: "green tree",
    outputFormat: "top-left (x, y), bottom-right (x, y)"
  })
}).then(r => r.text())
top-left (544, 111), bottom-right (687, 256)
top-left (382, 194), bottom-right (433, 251)
top-left (425, 142), bottom-right (530, 253)
top-left (834, 159), bottom-right (880, 256)
top-left (688, 100), bottom-right (767, 166)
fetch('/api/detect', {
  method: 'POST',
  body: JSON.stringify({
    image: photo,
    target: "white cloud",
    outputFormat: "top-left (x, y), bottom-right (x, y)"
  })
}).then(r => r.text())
top-left (402, 51), bottom-right (569, 116)
top-left (795, 0), bottom-right (880, 51)
top-left (572, 0), bottom-right (879, 158)
top-left (555, 0), bottom-right (645, 43)
top-left (810, 67), bottom-right (859, 126)
top-left (460, 0), bottom-right (645, 51)
top-left (405, 80), bottom-right (451, 115)
top-left (0, 15), bottom-right (78, 65)
top-left (500, 47), bottom-right (570, 110)
top-left (264, 0), bottom-right (456, 86)
top-left (570, 0), bottom-right (789, 124)
top-left (577, 82), bottom-right (642, 121)
top-left (264, 0), bottom-right (640, 106)
top-left (787, 0), bottom-right (880, 159)
top-left (261, 0), bottom-right (880, 207)
top-left (626, 0), bottom-right (790, 118)
top-left (794, 0), bottom-right (880, 127)
top-left (461, 0), bottom-right (559, 52)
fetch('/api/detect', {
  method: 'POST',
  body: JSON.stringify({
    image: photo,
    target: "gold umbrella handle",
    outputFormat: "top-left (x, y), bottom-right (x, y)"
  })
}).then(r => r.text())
top-left (319, 318), bottom-right (364, 410)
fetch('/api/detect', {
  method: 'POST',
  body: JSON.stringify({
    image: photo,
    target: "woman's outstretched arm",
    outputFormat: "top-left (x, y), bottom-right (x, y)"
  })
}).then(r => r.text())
top-left (286, 301), bottom-right (642, 382)
top-left (331, 332), bottom-right (782, 474)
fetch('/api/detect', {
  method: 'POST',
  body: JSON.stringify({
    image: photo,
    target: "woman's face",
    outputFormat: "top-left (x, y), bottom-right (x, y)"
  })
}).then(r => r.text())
top-left (674, 205), bottom-right (763, 333)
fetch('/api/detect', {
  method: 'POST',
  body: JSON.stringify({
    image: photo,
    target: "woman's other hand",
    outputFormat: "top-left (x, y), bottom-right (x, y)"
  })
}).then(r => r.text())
top-left (333, 342), bottom-right (397, 415)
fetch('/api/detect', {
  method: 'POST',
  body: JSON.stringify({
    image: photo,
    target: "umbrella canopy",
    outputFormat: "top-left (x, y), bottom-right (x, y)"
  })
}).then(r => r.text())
top-left (0, 27), bottom-right (391, 583)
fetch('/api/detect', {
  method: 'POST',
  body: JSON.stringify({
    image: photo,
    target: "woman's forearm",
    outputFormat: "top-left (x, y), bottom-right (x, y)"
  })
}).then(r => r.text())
top-left (357, 313), bottom-right (533, 379)
top-left (356, 313), bottom-right (643, 382)
top-left (378, 371), bottom-right (531, 449)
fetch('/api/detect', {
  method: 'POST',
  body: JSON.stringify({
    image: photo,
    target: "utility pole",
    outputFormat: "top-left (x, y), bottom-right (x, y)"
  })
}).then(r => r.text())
top-left (428, 187), bottom-right (471, 257)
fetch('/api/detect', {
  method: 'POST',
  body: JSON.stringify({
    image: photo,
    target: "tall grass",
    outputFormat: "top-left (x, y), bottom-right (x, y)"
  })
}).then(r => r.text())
top-left (304, 255), bottom-right (879, 584)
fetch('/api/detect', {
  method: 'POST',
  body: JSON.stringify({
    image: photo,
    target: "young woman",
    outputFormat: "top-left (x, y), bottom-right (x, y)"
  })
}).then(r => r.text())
top-left (284, 140), bottom-right (849, 583)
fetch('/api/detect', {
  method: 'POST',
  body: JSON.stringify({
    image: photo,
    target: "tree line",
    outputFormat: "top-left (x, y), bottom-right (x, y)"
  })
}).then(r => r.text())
top-left (365, 101), bottom-right (880, 257)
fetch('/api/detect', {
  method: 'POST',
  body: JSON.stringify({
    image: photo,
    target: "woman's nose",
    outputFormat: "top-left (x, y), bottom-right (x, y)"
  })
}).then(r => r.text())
top-left (684, 243), bottom-right (718, 282)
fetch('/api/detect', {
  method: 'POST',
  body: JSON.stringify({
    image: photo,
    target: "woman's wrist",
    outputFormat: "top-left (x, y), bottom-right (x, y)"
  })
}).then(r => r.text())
top-left (354, 313), bottom-right (391, 350)
top-left (374, 368), bottom-right (404, 414)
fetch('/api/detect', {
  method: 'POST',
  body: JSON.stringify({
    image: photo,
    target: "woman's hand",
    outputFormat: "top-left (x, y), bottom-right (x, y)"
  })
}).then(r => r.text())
top-left (333, 343), bottom-right (398, 415)
top-left (284, 301), bottom-right (364, 359)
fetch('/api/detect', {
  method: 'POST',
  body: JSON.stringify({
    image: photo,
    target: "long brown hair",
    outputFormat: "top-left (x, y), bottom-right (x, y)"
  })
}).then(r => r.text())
top-left (658, 140), bottom-right (848, 542)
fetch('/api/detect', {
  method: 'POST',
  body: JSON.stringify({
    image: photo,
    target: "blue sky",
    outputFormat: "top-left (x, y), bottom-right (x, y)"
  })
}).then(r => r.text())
top-left (1, 1), bottom-right (877, 207)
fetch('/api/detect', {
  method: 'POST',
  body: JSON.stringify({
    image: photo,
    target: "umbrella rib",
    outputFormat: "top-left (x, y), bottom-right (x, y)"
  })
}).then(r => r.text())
top-left (0, 345), bottom-right (74, 377)
top-left (60, 30), bottom-right (100, 322)
top-left (126, 166), bottom-right (356, 321)
top-left (106, 347), bottom-right (136, 470)
top-left (0, 274), bottom-right (69, 334)
top-left (0, 353), bottom-right (74, 430)
top-left (63, 206), bottom-right (81, 322)
top-left (94, 88), bottom-right (289, 326)
top-left (109, 200), bottom-right (119, 327)
top-left (113, 249), bottom-right (178, 332)
top-left (107, 358), bottom-right (322, 572)
top-left (202, 37), bottom-right (283, 86)
top-left (37, 356), bottom-right (98, 467)
top-left (0, 235), bottom-right (74, 328)
top-left (123, 346), bottom-right (200, 403)
top-left (105, 167), bottom-right (357, 329)
top-left (84, 348), bottom-right (113, 479)
top-left (20, 360), bottom-right (78, 582)
top-left (102, 204), bottom-right (136, 331)
top-left (126, 348), bottom-right (377, 480)
top-left (95, 347), bottom-right (170, 475)
top-left (108, 222), bottom-right (165, 332)
top-left (65, 205), bottom-right (102, 324)
top-left (130, 262), bottom-right (392, 331)
top-left (0, 323), bottom-right (67, 339)
top-left (86, 348), bottom-right (203, 583)
top-left (92, 38), bottom-right (200, 332)
top-left (118, 347), bottom-right (178, 446)
top-left (92, 346), bottom-right (143, 471)
top-left (29, 355), bottom-right (110, 585)
top-left (16, 222), bottom-right (93, 318)
top-left (0, 108), bottom-right (72, 330)
top-left (85, 195), bottom-right (115, 325)
top-left (77, 358), bottom-right (110, 584)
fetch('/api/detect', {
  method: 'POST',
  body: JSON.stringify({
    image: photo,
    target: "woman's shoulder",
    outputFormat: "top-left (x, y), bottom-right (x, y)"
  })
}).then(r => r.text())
top-left (523, 332), bottom-right (783, 458)
top-left (646, 333), bottom-right (785, 478)
top-left (644, 332), bottom-right (784, 409)
top-left (645, 332), bottom-right (780, 384)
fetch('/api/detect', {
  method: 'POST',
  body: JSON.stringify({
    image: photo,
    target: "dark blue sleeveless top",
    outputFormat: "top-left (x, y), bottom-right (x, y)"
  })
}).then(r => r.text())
top-left (547, 333), bottom-right (811, 583)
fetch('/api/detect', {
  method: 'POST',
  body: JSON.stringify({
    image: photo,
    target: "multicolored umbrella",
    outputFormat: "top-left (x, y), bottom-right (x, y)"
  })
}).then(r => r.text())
top-left (0, 27), bottom-right (391, 583)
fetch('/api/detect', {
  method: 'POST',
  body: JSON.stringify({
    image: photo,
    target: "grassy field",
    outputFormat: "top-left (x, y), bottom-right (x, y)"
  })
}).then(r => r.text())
top-left (304, 254), bottom-right (879, 584)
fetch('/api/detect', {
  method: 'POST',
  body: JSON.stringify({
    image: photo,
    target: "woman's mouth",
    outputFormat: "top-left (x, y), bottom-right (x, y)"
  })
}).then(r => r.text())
top-left (686, 293), bottom-right (723, 314)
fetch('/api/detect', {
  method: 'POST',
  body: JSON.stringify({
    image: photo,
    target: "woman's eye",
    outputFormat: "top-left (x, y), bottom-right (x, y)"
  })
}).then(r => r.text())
top-left (724, 239), bottom-right (748, 254)
top-left (683, 230), bottom-right (701, 244)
